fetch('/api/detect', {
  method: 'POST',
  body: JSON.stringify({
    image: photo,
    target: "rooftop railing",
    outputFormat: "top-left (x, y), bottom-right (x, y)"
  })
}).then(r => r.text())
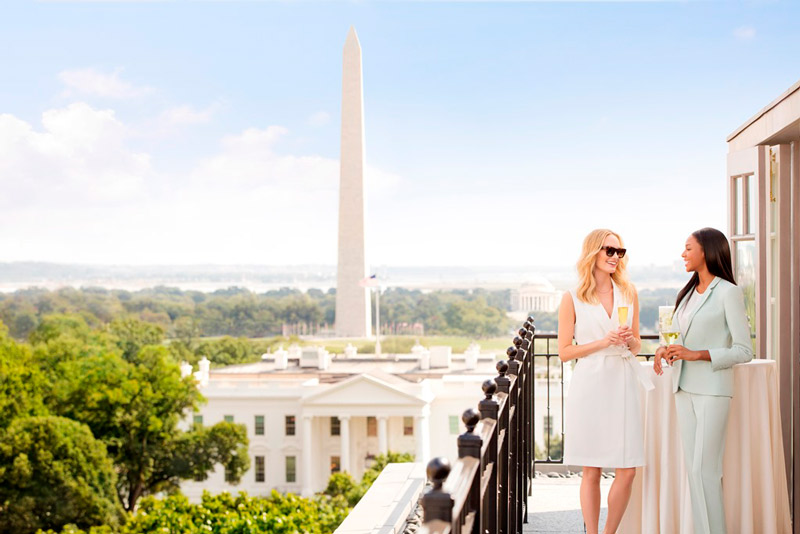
top-left (420, 317), bottom-right (536, 534)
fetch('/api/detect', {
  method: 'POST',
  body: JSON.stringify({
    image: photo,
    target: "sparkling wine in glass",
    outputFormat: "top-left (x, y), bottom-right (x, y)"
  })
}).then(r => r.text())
top-left (659, 308), bottom-right (680, 346)
top-left (616, 306), bottom-right (629, 348)
top-left (662, 331), bottom-right (680, 345)
top-left (617, 306), bottom-right (629, 326)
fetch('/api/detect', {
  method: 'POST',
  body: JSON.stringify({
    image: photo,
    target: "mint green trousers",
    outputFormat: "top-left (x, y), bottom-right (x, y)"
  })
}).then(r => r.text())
top-left (674, 390), bottom-right (731, 534)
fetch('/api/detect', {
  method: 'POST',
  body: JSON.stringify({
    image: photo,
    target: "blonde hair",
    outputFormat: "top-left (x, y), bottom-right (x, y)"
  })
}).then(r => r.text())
top-left (576, 229), bottom-right (635, 305)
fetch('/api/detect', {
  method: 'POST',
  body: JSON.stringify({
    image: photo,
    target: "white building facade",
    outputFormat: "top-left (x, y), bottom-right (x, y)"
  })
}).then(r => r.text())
top-left (180, 349), bottom-right (518, 499)
top-left (510, 276), bottom-right (561, 314)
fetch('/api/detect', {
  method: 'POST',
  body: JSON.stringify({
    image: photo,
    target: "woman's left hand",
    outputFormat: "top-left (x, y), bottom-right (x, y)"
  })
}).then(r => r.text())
top-left (666, 344), bottom-right (701, 364)
top-left (617, 325), bottom-right (633, 343)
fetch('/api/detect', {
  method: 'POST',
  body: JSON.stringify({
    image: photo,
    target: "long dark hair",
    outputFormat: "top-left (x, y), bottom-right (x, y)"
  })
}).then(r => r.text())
top-left (675, 227), bottom-right (736, 310)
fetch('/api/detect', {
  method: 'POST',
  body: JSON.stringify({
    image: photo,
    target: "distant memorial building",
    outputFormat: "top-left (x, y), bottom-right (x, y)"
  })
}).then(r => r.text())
top-left (510, 276), bottom-right (560, 314)
top-left (335, 27), bottom-right (371, 338)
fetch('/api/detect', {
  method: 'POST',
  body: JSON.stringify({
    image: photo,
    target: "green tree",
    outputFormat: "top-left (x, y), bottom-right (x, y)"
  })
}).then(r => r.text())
top-left (173, 315), bottom-right (200, 347)
top-left (323, 472), bottom-right (361, 506)
top-left (109, 317), bottom-right (165, 362)
top-left (0, 416), bottom-right (125, 534)
top-left (156, 421), bottom-right (250, 487)
top-left (48, 345), bottom-right (249, 511)
top-left (121, 491), bottom-right (349, 534)
top-left (0, 324), bottom-right (47, 429)
top-left (195, 336), bottom-right (255, 366)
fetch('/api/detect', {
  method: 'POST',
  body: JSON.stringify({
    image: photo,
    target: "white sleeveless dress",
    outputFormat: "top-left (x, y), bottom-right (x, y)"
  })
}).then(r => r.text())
top-left (563, 283), bottom-right (645, 468)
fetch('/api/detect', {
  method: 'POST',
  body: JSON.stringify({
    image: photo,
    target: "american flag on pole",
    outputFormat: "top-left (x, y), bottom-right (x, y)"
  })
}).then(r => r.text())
top-left (359, 274), bottom-right (379, 288)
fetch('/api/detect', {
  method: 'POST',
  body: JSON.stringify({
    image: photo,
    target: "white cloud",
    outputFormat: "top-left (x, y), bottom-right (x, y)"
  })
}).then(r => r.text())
top-left (0, 105), bottom-right (401, 265)
top-left (0, 102), bottom-right (150, 209)
top-left (733, 26), bottom-right (756, 41)
top-left (307, 111), bottom-right (331, 127)
top-left (158, 104), bottom-right (218, 128)
top-left (59, 68), bottom-right (155, 99)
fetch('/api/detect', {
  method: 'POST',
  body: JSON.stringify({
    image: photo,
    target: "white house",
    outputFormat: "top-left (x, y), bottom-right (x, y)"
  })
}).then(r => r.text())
top-left (179, 346), bottom-right (555, 499)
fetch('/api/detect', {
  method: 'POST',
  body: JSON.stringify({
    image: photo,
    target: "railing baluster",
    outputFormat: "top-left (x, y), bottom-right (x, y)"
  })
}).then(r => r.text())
top-left (422, 457), bottom-right (454, 522)
top-left (479, 379), bottom-right (498, 534)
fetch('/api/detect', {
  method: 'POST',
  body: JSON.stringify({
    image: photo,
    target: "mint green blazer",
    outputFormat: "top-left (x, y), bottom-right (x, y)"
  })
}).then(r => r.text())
top-left (671, 277), bottom-right (754, 396)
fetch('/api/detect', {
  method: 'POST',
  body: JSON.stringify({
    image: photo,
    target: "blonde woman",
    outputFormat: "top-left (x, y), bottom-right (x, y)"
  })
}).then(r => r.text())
top-left (558, 229), bottom-right (644, 534)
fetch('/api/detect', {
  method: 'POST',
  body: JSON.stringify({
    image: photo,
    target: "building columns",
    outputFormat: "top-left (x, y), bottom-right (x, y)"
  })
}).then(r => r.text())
top-left (340, 415), bottom-right (351, 473)
top-left (377, 415), bottom-right (388, 454)
top-left (415, 413), bottom-right (430, 464)
top-left (302, 416), bottom-right (313, 496)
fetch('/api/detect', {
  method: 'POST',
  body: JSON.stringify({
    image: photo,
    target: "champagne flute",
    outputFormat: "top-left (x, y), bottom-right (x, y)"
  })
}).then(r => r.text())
top-left (617, 306), bottom-right (629, 326)
top-left (662, 330), bottom-right (680, 345)
top-left (617, 306), bottom-right (629, 348)
top-left (658, 311), bottom-right (679, 345)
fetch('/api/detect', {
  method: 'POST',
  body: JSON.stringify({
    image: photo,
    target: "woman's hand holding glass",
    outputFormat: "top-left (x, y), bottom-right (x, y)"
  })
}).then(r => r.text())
top-left (665, 345), bottom-right (702, 364)
top-left (603, 325), bottom-right (633, 349)
top-left (616, 305), bottom-right (633, 348)
top-left (603, 328), bottom-right (625, 348)
top-left (654, 311), bottom-right (679, 375)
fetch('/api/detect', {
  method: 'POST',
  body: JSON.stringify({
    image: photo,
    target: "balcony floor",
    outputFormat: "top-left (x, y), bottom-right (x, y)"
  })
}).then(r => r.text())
top-left (525, 476), bottom-right (612, 533)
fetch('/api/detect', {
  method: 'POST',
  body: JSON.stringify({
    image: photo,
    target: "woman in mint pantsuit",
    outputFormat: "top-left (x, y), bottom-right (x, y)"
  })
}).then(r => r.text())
top-left (653, 227), bottom-right (753, 534)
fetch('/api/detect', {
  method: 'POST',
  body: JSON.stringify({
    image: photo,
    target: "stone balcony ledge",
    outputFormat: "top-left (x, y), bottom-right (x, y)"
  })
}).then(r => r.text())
top-left (335, 462), bottom-right (426, 534)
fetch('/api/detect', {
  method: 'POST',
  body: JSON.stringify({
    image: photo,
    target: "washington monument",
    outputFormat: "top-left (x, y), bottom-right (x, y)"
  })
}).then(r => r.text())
top-left (335, 27), bottom-right (371, 338)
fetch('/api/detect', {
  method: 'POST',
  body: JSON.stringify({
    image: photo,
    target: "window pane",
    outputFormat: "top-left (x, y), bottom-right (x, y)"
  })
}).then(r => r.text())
top-left (286, 456), bottom-right (296, 483)
top-left (255, 415), bottom-right (264, 436)
top-left (330, 456), bottom-right (340, 474)
top-left (736, 240), bottom-right (757, 353)
top-left (449, 415), bottom-right (459, 435)
top-left (255, 456), bottom-right (265, 483)
top-left (193, 414), bottom-right (203, 426)
top-left (770, 149), bottom-right (777, 233)
top-left (747, 174), bottom-right (757, 234)
top-left (736, 176), bottom-right (744, 235)
top-left (224, 415), bottom-right (234, 423)
top-left (331, 416), bottom-right (340, 436)
top-left (285, 415), bottom-right (296, 436)
top-left (367, 416), bottom-right (377, 437)
top-left (403, 416), bottom-right (414, 436)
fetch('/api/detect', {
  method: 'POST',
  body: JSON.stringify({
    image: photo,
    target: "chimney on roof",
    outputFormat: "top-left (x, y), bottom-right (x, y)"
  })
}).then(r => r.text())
top-left (429, 346), bottom-right (452, 369)
top-left (464, 342), bottom-right (479, 370)
top-left (195, 357), bottom-right (210, 387)
top-left (273, 347), bottom-right (289, 370)
top-left (412, 341), bottom-right (430, 370)
top-left (301, 347), bottom-right (331, 370)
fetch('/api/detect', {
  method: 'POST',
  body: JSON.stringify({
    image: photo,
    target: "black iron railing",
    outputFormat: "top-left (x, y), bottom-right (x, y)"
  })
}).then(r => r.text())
top-left (420, 318), bottom-right (536, 534)
top-left (531, 333), bottom-right (660, 466)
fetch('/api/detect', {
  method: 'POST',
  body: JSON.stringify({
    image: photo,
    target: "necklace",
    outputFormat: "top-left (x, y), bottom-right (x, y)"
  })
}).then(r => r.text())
top-left (596, 287), bottom-right (613, 294)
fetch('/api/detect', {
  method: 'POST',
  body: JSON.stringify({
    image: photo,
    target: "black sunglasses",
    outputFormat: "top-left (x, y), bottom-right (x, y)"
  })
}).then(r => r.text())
top-left (601, 246), bottom-right (627, 258)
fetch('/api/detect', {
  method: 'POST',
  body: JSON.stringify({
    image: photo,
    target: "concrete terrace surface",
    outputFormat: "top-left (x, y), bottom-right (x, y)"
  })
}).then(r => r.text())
top-left (525, 476), bottom-right (613, 534)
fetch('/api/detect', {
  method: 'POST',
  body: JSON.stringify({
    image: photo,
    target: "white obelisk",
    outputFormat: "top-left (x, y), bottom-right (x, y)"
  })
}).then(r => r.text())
top-left (335, 27), bottom-right (371, 338)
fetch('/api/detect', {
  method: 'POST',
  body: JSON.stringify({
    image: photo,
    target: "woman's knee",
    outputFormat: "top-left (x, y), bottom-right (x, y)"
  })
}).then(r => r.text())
top-left (582, 467), bottom-right (602, 482)
top-left (614, 467), bottom-right (636, 485)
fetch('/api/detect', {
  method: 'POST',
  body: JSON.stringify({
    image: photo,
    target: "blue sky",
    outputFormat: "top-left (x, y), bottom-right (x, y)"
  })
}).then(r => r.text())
top-left (1, 1), bottom-right (798, 271)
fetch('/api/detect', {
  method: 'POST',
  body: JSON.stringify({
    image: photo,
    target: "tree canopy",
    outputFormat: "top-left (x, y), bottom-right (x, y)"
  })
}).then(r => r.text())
top-left (0, 315), bottom-right (250, 526)
top-left (0, 285), bottom-right (513, 341)
top-left (0, 416), bottom-right (125, 534)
